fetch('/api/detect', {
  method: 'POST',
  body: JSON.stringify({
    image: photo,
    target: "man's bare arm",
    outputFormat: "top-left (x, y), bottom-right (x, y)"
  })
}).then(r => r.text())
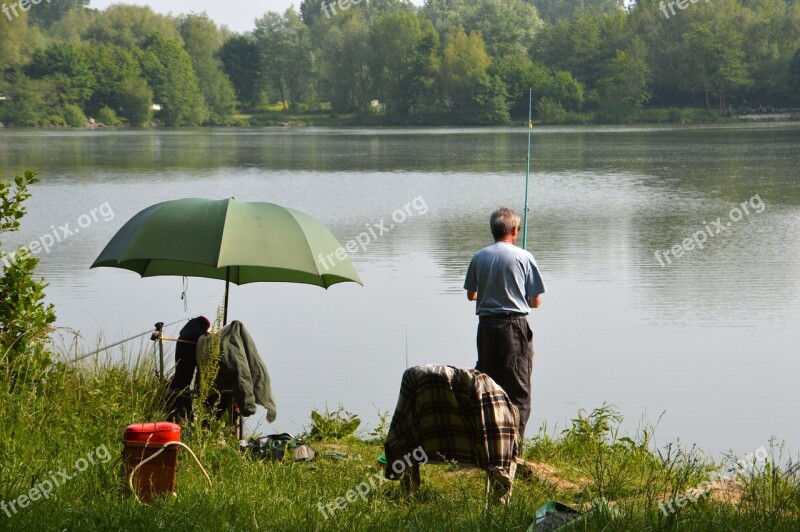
top-left (467, 290), bottom-right (478, 301)
top-left (528, 295), bottom-right (542, 308)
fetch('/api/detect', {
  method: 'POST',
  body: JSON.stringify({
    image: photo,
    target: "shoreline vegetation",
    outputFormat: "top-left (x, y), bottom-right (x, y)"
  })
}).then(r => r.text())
top-left (3, 106), bottom-right (800, 129)
top-left (2, 173), bottom-right (800, 530)
top-left (2, 1), bottom-right (800, 130)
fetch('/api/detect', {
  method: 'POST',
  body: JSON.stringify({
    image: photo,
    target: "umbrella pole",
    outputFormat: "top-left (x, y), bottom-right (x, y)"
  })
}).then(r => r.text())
top-left (221, 267), bottom-right (241, 437)
top-left (223, 267), bottom-right (230, 326)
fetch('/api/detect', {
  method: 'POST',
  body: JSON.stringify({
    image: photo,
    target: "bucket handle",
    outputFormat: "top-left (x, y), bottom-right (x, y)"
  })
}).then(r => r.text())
top-left (128, 441), bottom-right (212, 502)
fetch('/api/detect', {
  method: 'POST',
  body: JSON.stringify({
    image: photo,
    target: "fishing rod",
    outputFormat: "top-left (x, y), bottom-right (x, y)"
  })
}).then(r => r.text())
top-left (65, 313), bottom-right (208, 365)
top-left (522, 88), bottom-right (533, 251)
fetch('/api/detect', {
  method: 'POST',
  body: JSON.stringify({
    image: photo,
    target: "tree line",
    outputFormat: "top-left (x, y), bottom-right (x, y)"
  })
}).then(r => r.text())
top-left (1, 0), bottom-right (799, 127)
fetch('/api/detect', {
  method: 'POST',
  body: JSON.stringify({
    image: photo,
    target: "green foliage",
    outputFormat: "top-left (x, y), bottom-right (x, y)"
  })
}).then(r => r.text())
top-left (27, 43), bottom-right (95, 108)
top-left (3, 0), bottom-right (800, 126)
top-left (0, 8), bottom-right (34, 72)
top-left (254, 9), bottom-right (315, 110)
top-left (0, 72), bottom-right (50, 127)
top-left (177, 14), bottom-right (237, 125)
top-left (84, 44), bottom-right (146, 119)
top-left (424, 0), bottom-right (542, 54)
top-left (597, 37), bottom-right (652, 121)
top-left (116, 78), bottom-right (154, 127)
top-left (370, 12), bottom-right (440, 115)
top-left (137, 35), bottom-right (207, 126)
top-left (220, 35), bottom-right (266, 110)
top-left (305, 405), bottom-right (362, 442)
top-left (535, 96), bottom-right (567, 123)
top-left (312, 10), bottom-right (373, 115)
top-left (533, 0), bottom-right (624, 23)
top-left (27, 0), bottom-right (88, 29)
top-left (96, 106), bottom-right (120, 126)
top-left (85, 4), bottom-right (183, 48)
top-left (62, 103), bottom-right (86, 127)
top-left (439, 27), bottom-right (509, 123)
top-left (27, 43), bottom-right (95, 106)
top-left (790, 48), bottom-right (800, 104)
top-left (0, 171), bottom-right (57, 383)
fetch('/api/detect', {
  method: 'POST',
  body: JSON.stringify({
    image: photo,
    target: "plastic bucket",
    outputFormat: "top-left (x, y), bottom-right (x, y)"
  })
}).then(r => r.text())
top-left (123, 422), bottom-right (181, 501)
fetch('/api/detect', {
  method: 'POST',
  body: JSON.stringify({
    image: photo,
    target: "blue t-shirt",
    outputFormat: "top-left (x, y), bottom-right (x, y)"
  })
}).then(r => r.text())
top-left (464, 242), bottom-right (546, 316)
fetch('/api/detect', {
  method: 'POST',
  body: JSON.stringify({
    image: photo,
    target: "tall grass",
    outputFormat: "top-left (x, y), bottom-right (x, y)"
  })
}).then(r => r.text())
top-left (1, 350), bottom-right (798, 531)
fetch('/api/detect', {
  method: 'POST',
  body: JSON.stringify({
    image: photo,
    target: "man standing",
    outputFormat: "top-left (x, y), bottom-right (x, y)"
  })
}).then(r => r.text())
top-left (464, 207), bottom-right (546, 439)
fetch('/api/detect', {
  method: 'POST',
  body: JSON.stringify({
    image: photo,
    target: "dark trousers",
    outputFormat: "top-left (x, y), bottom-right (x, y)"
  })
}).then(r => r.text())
top-left (476, 316), bottom-right (535, 439)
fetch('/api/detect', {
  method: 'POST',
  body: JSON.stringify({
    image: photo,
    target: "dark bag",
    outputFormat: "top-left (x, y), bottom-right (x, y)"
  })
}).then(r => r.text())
top-left (241, 433), bottom-right (315, 462)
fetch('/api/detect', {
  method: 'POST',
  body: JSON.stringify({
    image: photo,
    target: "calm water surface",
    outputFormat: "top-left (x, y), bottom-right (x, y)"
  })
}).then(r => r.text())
top-left (1, 124), bottom-right (798, 458)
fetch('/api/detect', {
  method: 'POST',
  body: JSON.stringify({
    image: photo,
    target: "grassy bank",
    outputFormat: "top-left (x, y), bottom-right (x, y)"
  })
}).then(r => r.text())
top-left (0, 350), bottom-right (800, 531)
top-left (1, 351), bottom-right (799, 531)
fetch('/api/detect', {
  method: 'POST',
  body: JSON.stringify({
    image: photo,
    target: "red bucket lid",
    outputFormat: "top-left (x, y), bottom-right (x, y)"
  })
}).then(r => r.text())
top-left (124, 422), bottom-right (181, 444)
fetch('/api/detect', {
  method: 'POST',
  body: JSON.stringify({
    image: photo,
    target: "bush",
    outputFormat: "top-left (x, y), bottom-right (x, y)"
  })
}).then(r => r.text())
top-left (0, 171), bottom-right (57, 384)
top-left (96, 106), bottom-right (120, 126)
top-left (62, 104), bottom-right (87, 127)
top-left (535, 97), bottom-right (567, 124)
top-left (47, 114), bottom-right (67, 127)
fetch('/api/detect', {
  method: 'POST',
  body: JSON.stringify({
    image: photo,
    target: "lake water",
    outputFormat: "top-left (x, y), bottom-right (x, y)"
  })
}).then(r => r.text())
top-left (1, 124), bottom-right (798, 460)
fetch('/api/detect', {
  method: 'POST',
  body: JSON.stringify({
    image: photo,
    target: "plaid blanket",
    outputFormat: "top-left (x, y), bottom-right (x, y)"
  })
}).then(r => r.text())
top-left (384, 365), bottom-right (519, 485)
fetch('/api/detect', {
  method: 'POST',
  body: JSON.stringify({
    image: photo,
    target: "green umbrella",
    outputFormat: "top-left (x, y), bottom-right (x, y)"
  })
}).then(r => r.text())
top-left (91, 197), bottom-right (362, 324)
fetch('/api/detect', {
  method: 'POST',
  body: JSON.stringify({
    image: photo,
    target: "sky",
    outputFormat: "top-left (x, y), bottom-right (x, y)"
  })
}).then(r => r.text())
top-left (88, 0), bottom-right (423, 33)
top-left (89, 0), bottom-right (297, 33)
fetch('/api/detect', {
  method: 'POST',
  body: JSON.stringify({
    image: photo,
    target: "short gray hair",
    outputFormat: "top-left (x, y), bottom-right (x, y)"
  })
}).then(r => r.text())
top-left (490, 208), bottom-right (520, 239)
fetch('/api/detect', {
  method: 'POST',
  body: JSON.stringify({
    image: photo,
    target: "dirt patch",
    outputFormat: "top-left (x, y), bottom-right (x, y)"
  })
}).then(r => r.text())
top-left (315, 443), bottom-right (349, 452)
top-left (515, 458), bottom-right (589, 491)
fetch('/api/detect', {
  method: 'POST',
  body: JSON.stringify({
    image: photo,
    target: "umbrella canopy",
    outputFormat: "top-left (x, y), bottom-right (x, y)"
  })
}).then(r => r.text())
top-left (91, 197), bottom-right (362, 322)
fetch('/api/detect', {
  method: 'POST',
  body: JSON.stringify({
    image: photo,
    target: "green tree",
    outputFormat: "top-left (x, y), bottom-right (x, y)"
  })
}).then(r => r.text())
top-left (0, 10), bottom-right (34, 73)
top-left (369, 12), bottom-right (439, 115)
top-left (681, 18), bottom-right (751, 111)
top-left (27, 43), bottom-right (95, 109)
top-left (439, 27), bottom-right (509, 123)
top-left (742, 0), bottom-right (800, 104)
top-left (137, 35), bottom-right (207, 126)
top-left (531, 9), bottom-right (627, 90)
top-left (48, 8), bottom-right (99, 43)
top-left (597, 37), bottom-right (651, 120)
top-left (491, 47), bottom-right (584, 117)
top-left (116, 78), bottom-right (154, 127)
top-left (254, 9), bottom-right (314, 109)
top-left (27, 0), bottom-right (88, 29)
top-left (313, 11), bottom-right (374, 114)
top-left (86, 5), bottom-right (183, 48)
top-left (177, 13), bottom-right (237, 124)
top-left (0, 171), bottom-right (56, 383)
top-left (790, 47), bottom-right (800, 104)
top-left (0, 72), bottom-right (49, 126)
top-left (220, 36), bottom-right (265, 109)
top-left (532, 0), bottom-right (623, 23)
top-left (423, 0), bottom-right (542, 55)
top-left (84, 44), bottom-right (144, 117)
